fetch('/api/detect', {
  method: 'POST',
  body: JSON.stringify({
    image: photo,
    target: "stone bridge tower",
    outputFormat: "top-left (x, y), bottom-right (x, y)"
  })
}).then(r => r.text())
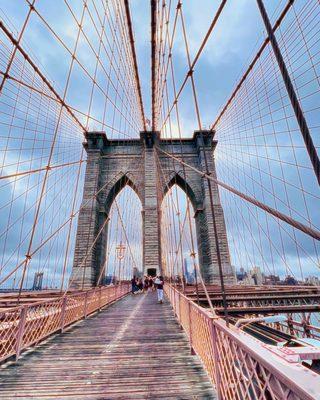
top-left (70, 130), bottom-right (235, 288)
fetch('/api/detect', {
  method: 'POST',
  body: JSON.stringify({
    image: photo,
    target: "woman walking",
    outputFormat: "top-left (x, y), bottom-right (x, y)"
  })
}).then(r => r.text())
top-left (154, 275), bottom-right (164, 303)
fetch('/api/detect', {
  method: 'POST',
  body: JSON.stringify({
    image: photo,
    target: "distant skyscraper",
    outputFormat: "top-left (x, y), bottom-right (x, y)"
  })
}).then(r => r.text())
top-left (32, 272), bottom-right (43, 290)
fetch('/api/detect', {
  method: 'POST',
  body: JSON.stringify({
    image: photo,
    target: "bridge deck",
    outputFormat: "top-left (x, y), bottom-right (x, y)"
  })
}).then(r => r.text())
top-left (0, 292), bottom-right (216, 399)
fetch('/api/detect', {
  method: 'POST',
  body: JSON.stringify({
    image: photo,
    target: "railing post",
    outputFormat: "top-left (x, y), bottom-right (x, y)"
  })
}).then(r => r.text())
top-left (188, 301), bottom-right (195, 355)
top-left (99, 286), bottom-right (102, 310)
top-left (60, 296), bottom-right (67, 333)
top-left (83, 291), bottom-right (88, 319)
top-left (175, 289), bottom-right (178, 315)
top-left (210, 320), bottom-right (222, 400)
top-left (115, 283), bottom-right (118, 300)
top-left (178, 292), bottom-right (182, 325)
top-left (101, 287), bottom-right (106, 307)
top-left (172, 287), bottom-right (175, 314)
top-left (15, 306), bottom-right (27, 361)
top-left (287, 316), bottom-right (295, 336)
top-left (171, 286), bottom-right (175, 312)
top-left (302, 319), bottom-right (311, 338)
top-left (106, 287), bottom-right (110, 305)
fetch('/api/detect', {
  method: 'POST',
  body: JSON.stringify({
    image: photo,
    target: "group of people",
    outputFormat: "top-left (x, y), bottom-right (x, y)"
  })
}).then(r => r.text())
top-left (131, 275), bottom-right (164, 303)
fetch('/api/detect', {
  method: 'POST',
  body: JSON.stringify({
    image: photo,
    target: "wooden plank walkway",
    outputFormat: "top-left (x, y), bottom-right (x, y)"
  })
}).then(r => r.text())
top-left (0, 291), bottom-right (216, 399)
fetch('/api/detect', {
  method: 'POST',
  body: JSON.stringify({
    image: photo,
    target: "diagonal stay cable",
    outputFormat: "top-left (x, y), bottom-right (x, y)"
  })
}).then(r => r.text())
top-left (0, 159), bottom-right (85, 181)
top-left (211, 0), bottom-right (294, 130)
top-left (0, 20), bottom-right (87, 134)
top-left (156, 146), bottom-right (320, 241)
top-left (0, 171), bottom-right (127, 286)
top-left (256, 0), bottom-right (320, 185)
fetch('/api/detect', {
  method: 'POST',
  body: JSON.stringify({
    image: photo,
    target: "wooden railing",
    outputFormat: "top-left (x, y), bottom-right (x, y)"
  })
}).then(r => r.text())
top-left (165, 284), bottom-right (320, 400)
top-left (0, 284), bottom-right (130, 363)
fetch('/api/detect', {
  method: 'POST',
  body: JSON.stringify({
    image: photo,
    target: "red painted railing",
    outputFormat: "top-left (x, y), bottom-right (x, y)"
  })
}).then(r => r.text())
top-left (0, 284), bottom-right (130, 363)
top-left (165, 284), bottom-right (320, 400)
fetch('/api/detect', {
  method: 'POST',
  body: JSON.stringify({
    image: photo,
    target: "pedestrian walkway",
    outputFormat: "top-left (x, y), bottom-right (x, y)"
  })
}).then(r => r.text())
top-left (0, 291), bottom-right (216, 399)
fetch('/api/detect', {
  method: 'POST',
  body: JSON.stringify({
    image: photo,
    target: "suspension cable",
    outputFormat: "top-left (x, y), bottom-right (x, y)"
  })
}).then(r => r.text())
top-left (157, 146), bottom-right (320, 241)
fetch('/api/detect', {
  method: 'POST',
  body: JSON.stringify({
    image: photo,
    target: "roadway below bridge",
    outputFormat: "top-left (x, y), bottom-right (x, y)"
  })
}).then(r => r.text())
top-left (183, 284), bottom-right (320, 315)
top-left (0, 291), bottom-right (216, 399)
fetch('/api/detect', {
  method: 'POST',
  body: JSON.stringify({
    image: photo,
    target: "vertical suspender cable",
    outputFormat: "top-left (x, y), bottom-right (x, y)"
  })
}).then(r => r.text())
top-left (124, 0), bottom-right (146, 130)
top-left (151, 0), bottom-right (157, 131)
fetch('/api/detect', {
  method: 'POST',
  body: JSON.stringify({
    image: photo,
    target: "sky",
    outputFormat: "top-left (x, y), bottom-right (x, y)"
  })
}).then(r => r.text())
top-left (0, 0), bottom-right (319, 288)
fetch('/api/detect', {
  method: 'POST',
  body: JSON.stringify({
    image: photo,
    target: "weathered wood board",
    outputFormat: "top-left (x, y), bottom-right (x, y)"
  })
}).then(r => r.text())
top-left (0, 292), bottom-right (216, 399)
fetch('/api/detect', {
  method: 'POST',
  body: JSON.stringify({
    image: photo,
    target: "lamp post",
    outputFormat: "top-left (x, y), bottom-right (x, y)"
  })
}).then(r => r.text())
top-left (116, 241), bottom-right (126, 285)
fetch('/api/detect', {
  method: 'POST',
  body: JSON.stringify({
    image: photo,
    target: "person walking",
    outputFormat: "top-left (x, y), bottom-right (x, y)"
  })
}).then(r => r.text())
top-left (131, 276), bottom-right (137, 294)
top-left (148, 276), bottom-right (154, 292)
top-left (144, 276), bottom-right (149, 293)
top-left (137, 278), bottom-right (143, 293)
top-left (154, 275), bottom-right (164, 303)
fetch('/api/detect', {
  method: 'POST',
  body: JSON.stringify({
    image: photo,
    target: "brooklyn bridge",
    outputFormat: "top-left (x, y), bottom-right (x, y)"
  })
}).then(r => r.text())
top-left (0, 0), bottom-right (319, 398)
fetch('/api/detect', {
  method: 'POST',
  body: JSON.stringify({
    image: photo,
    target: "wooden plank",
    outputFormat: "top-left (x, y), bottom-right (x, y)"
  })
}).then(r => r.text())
top-left (0, 292), bottom-right (216, 399)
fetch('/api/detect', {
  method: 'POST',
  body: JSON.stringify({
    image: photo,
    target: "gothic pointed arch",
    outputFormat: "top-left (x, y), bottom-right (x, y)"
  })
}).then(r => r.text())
top-left (104, 173), bottom-right (143, 216)
top-left (163, 171), bottom-right (199, 210)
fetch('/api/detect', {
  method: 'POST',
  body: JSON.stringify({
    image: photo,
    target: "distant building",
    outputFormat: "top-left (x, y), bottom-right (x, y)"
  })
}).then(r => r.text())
top-left (305, 276), bottom-right (320, 286)
top-left (184, 258), bottom-right (196, 284)
top-left (237, 266), bottom-right (263, 286)
top-left (104, 275), bottom-right (114, 285)
top-left (263, 274), bottom-right (280, 285)
top-left (282, 275), bottom-right (298, 286)
top-left (227, 264), bottom-right (237, 282)
top-left (236, 267), bottom-right (247, 283)
top-left (251, 266), bottom-right (263, 285)
top-left (32, 272), bottom-right (43, 290)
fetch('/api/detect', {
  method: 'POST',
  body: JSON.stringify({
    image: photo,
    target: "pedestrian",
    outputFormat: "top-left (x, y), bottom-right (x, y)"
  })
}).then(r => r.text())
top-left (131, 276), bottom-right (138, 294)
top-left (152, 276), bottom-right (156, 291)
top-left (154, 275), bottom-right (164, 303)
top-left (138, 278), bottom-right (143, 293)
top-left (148, 276), bottom-right (154, 292)
top-left (144, 276), bottom-right (149, 293)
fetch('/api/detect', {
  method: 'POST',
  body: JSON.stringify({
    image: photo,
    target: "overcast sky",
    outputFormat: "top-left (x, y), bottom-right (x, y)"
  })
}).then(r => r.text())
top-left (0, 0), bottom-right (319, 288)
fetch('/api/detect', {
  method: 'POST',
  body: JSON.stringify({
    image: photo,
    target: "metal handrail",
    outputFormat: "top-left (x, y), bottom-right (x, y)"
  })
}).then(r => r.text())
top-left (165, 284), bottom-right (320, 400)
top-left (0, 284), bottom-right (130, 363)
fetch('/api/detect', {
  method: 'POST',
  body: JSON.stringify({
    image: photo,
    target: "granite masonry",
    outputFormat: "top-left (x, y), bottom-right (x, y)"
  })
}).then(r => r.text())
top-left (70, 130), bottom-right (235, 288)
